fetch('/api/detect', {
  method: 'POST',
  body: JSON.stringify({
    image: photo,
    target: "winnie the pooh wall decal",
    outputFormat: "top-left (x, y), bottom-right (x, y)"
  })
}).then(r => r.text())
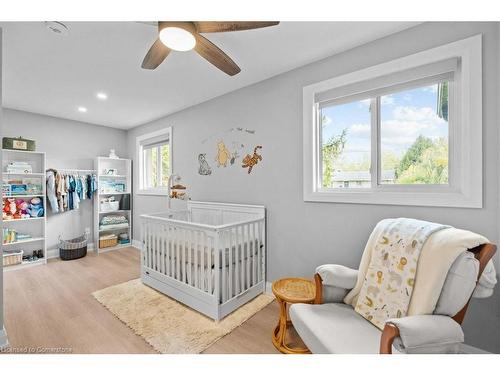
top-left (242, 145), bottom-right (263, 174)
top-left (198, 154), bottom-right (212, 175)
top-left (215, 140), bottom-right (231, 167)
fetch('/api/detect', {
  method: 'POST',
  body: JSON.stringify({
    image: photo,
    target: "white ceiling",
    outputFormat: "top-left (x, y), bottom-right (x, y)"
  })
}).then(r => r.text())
top-left (0, 22), bottom-right (418, 129)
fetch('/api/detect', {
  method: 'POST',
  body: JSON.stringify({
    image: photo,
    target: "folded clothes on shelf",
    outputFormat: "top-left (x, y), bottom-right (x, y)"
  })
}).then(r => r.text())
top-left (100, 215), bottom-right (128, 226)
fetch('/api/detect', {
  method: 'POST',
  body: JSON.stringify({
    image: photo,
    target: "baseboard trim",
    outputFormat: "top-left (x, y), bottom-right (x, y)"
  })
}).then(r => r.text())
top-left (265, 281), bottom-right (273, 296)
top-left (132, 239), bottom-right (142, 250)
top-left (0, 326), bottom-right (9, 350)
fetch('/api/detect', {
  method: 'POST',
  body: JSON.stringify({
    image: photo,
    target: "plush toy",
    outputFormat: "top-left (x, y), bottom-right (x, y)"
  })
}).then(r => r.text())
top-left (3, 199), bottom-right (12, 220)
top-left (28, 197), bottom-right (44, 218)
top-left (16, 199), bottom-right (31, 219)
top-left (3, 198), bottom-right (18, 220)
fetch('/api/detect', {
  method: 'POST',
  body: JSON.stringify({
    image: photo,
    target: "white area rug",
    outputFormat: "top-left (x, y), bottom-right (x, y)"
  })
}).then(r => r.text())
top-left (92, 278), bottom-right (274, 353)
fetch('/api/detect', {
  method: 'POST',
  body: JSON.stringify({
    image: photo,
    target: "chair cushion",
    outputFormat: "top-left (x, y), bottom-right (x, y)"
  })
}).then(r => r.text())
top-left (434, 251), bottom-right (479, 316)
top-left (289, 303), bottom-right (383, 354)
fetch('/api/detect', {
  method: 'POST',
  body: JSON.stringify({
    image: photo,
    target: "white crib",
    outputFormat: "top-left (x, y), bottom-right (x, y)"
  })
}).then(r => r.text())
top-left (140, 201), bottom-right (266, 321)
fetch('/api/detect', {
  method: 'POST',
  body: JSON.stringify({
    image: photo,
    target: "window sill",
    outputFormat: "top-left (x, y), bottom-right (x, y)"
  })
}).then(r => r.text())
top-left (304, 189), bottom-right (481, 208)
top-left (137, 189), bottom-right (169, 196)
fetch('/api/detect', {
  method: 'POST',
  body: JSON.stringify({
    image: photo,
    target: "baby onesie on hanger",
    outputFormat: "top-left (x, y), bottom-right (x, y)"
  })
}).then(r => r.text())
top-left (56, 172), bottom-right (65, 213)
top-left (80, 175), bottom-right (87, 200)
top-left (68, 175), bottom-right (75, 210)
top-left (46, 170), bottom-right (59, 213)
top-left (73, 175), bottom-right (81, 210)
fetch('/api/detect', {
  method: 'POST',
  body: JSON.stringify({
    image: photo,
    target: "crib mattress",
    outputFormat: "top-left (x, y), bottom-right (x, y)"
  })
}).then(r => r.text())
top-left (146, 239), bottom-right (261, 268)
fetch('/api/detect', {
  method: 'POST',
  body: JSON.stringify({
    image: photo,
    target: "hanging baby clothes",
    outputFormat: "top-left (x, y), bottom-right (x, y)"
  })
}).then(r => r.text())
top-left (46, 169), bottom-right (96, 213)
top-left (56, 171), bottom-right (65, 213)
top-left (46, 170), bottom-right (59, 214)
top-left (87, 174), bottom-right (98, 199)
top-left (72, 175), bottom-right (80, 210)
top-left (80, 175), bottom-right (87, 200)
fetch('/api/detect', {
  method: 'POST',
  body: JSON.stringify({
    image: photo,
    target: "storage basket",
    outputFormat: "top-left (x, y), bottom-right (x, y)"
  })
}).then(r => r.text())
top-left (99, 237), bottom-right (118, 248)
top-left (100, 201), bottom-right (119, 212)
top-left (59, 233), bottom-right (88, 261)
top-left (3, 250), bottom-right (23, 267)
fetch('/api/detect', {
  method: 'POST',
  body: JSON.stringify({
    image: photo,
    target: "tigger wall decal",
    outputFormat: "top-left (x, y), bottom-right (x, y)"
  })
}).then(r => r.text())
top-left (242, 145), bottom-right (262, 174)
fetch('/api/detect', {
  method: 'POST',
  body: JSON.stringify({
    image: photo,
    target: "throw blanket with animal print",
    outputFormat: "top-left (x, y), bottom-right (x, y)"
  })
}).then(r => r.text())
top-left (354, 218), bottom-right (449, 330)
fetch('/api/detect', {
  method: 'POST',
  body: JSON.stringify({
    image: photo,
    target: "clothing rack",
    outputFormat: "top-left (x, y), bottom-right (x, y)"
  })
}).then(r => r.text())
top-left (47, 168), bottom-right (96, 173)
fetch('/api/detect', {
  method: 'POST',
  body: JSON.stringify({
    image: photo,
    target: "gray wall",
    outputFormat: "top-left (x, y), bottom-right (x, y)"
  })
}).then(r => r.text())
top-left (127, 22), bottom-right (499, 352)
top-left (2, 109), bottom-right (128, 250)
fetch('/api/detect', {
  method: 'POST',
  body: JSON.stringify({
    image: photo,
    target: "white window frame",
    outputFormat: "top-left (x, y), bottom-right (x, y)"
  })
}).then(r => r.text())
top-left (136, 127), bottom-right (173, 196)
top-left (303, 34), bottom-right (482, 208)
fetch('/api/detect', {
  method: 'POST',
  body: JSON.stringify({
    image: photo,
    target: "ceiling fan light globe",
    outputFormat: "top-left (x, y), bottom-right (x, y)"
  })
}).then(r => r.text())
top-left (159, 27), bottom-right (196, 51)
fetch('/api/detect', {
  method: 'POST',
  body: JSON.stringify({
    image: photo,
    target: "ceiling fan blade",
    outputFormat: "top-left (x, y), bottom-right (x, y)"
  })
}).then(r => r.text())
top-left (141, 39), bottom-right (171, 70)
top-left (194, 21), bottom-right (279, 33)
top-left (194, 34), bottom-right (241, 76)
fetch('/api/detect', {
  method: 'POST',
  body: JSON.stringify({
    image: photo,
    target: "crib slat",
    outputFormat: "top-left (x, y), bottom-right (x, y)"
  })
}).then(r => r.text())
top-left (148, 222), bottom-right (152, 268)
top-left (221, 231), bottom-right (227, 303)
top-left (170, 225), bottom-right (174, 278)
top-left (208, 235), bottom-right (213, 295)
top-left (159, 224), bottom-right (164, 274)
top-left (251, 222), bottom-right (256, 286)
top-left (182, 228), bottom-right (186, 283)
top-left (163, 224), bottom-right (167, 275)
top-left (178, 228), bottom-right (182, 281)
top-left (255, 222), bottom-right (259, 284)
top-left (144, 221), bottom-right (148, 268)
top-left (259, 220), bottom-right (265, 282)
top-left (228, 229), bottom-right (233, 300)
top-left (188, 229), bottom-right (192, 286)
top-left (233, 227), bottom-right (239, 295)
top-left (194, 231), bottom-right (199, 288)
top-left (245, 224), bottom-right (251, 288)
top-left (165, 224), bottom-right (170, 276)
top-left (239, 225), bottom-right (245, 291)
top-left (200, 232), bottom-right (206, 291)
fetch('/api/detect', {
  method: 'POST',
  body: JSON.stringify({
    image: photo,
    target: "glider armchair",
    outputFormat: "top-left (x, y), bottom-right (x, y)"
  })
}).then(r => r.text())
top-left (289, 243), bottom-right (496, 354)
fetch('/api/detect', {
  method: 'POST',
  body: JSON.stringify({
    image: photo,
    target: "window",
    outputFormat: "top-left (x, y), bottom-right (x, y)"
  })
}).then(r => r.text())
top-left (320, 82), bottom-right (449, 189)
top-left (303, 35), bottom-right (482, 207)
top-left (137, 127), bottom-right (172, 195)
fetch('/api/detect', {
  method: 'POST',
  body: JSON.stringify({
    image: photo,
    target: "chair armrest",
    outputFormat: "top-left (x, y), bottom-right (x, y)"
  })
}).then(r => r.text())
top-left (380, 315), bottom-right (464, 354)
top-left (316, 264), bottom-right (358, 289)
top-left (314, 265), bottom-right (358, 304)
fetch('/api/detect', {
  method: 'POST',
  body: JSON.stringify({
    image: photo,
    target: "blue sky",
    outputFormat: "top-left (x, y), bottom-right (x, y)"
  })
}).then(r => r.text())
top-left (321, 83), bottom-right (449, 165)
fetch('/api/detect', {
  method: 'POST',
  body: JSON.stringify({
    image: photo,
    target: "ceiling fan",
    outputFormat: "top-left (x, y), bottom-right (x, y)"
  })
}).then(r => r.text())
top-left (141, 21), bottom-right (280, 76)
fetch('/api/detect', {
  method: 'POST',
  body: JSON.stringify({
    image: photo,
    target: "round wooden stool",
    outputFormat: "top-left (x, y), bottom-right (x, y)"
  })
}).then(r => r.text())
top-left (272, 277), bottom-right (315, 354)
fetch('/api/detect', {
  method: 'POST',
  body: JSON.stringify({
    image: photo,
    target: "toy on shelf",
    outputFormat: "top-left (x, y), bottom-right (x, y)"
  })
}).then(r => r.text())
top-left (2, 197), bottom-right (44, 220)
top-left (28, 197), bottom-right (44, 217)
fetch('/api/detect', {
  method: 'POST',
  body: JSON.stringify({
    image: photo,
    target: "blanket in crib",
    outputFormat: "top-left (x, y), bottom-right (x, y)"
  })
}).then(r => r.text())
top-left (353, 218), bottom-right (448, 330)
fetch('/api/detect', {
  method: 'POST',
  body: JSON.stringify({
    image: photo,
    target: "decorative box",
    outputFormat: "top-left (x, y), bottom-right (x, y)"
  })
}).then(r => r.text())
top-left (3, 137), bottom-right (36, 151)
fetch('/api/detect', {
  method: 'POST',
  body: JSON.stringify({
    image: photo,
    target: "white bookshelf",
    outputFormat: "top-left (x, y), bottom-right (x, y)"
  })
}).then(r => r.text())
top-left (93, 156), bottom-right (132, 254)
top-left (2, 149), bottom-right (47, 271)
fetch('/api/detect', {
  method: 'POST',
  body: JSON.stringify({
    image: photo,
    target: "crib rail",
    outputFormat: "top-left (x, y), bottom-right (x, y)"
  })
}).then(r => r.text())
top-left (140, 211), bottom-right (266, 314)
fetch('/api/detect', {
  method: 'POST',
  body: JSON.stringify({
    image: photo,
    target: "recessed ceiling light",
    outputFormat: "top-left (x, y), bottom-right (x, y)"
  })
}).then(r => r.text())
top-left (77, 106), bottom-right (88, 113)
top-left (96, 92), bottom-right (108, 100)
top-left (159, 27), bottom-right (196, 51)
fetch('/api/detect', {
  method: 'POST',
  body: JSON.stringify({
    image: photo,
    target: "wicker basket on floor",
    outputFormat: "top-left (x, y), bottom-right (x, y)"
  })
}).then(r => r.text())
top-left (59, 233), bottom-right (88, 261)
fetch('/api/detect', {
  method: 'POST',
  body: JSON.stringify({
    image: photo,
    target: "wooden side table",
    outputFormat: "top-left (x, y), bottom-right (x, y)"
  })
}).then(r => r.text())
top-left (272, 277), bottom-right (315, 354)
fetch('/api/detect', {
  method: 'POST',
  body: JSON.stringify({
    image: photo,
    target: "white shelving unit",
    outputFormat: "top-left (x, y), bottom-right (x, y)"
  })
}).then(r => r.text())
top-left (2, 149), bottom-right (47, 271)
top-left (93, 156), bottom-right (132, 254)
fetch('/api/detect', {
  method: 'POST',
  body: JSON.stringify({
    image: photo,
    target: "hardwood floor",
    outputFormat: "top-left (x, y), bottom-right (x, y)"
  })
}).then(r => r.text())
top-left (2, 247), bottom-right (301, 354)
